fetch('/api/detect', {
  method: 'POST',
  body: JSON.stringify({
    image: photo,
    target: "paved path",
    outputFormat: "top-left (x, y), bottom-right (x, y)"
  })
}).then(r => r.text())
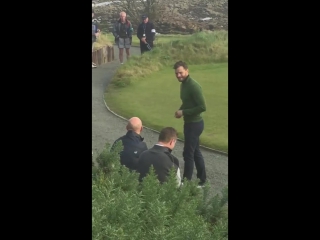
top-left (92, 46), bottom-right (228, 195)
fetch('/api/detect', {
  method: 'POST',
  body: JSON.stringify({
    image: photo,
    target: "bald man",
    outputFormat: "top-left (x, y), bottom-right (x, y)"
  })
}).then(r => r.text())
top-left (111, 117), bottom-right (148, 171)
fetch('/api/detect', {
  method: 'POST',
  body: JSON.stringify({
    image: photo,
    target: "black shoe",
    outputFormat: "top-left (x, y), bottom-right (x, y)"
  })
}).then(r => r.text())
top-left (197, 181), bottom-right (206, 188)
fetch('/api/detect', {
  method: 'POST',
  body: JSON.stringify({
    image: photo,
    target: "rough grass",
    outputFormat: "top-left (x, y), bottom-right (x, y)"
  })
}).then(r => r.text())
top-left (106, 33), bottom-right (190, 47)
top-left (93, 33), bottom-right (112, 50)
top-left (110, 30), bottom-right (227, 85)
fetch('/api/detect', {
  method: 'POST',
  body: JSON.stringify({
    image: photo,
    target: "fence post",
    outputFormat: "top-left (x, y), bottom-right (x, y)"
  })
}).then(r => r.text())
top-left (92, 45), bottom-right (114, 66)
top-left (107, 46), bottom-right (111, 62)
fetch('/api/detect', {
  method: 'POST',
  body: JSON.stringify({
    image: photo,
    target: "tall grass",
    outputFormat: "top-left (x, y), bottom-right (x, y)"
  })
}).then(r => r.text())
top-left (93, 33), bottom-right (113, 50)
top-left (111, 30), bottom-right (228, 85)
top-left (105, 33), bottom-right (190, 47)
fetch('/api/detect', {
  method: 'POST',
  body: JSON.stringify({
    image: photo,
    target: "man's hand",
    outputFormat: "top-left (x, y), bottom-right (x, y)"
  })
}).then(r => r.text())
top-left (141, 37), bottom-right (146, 43)
top-left (174, 110), bottom-right (183, 118)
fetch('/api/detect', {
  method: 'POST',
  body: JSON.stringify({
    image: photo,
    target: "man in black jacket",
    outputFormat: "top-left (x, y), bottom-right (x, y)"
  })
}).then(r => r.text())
top-left (136, 15), bottom-right (156, 54)
top-left (111, 117), bottom-right (148, 171)
top-left (137, 127), bottom-right (181, 187)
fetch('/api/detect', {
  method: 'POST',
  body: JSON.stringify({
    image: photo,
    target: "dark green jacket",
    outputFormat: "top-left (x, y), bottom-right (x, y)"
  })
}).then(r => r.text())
top-left (179, 75), bottom-right (206, 123)
top-left (112, 19), bottom-right (133, 39)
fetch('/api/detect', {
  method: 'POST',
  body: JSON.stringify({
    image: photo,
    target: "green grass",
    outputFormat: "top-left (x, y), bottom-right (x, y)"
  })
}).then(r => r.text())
top-left (105, 31), bottom-right (228, 152)
top-left (106, 33), bottom-right (191, 47)
top-left (106, 63), bottom-right (228, 152)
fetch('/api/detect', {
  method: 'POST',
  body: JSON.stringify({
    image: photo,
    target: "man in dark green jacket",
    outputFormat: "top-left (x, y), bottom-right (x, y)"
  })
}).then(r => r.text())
top-left (173, 61), bottom-right (207, 186)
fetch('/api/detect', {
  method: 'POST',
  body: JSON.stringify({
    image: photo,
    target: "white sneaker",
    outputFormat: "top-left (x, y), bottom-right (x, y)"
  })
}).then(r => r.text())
top-left (92, 64), bottom-right (97, 68)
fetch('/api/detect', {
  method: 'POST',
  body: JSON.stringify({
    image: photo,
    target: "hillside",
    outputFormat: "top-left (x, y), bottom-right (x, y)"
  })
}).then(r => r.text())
top-left (92, 0), bottom-right (228, 34)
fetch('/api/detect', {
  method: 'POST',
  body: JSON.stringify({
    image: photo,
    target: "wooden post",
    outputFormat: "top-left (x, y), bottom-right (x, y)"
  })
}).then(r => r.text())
top-left (107, 47), bottom-right (110, 62)
top-left (92, 45), bottom-right (114, 66)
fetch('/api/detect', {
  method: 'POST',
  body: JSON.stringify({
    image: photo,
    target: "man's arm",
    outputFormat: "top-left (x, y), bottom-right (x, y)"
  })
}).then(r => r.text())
top-left (128, 22), bottom-right (133, 38)
top-left (137, 24), bottom-right (143, 40)
top-left (150, 22), bottom-right (156, 41)
top-left (112, 22), bottom-right (119, 38)
top-left (95, 22), bottom-right (99, 33)
top-left (181, 84), bottom-right (206, 116)
top-left (110, 138), bottom-right (123, 153)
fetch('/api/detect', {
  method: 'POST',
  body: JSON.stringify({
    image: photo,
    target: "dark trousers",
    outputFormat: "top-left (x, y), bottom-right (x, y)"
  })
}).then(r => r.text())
top-left (140, 41), bottom-right (153, 54)
top-left (182, 120), bottom-right (206, 184)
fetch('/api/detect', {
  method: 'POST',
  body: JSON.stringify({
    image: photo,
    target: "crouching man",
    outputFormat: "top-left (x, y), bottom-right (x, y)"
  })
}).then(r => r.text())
top-left (137, 127), bottom-right (181, 187)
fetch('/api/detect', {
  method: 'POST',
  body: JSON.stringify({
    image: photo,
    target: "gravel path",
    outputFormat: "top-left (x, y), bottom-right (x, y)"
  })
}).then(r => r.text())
top-left (92, 46), bottom-right (228, 195)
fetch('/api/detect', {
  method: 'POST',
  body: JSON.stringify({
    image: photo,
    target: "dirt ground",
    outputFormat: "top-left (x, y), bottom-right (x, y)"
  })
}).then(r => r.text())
top-left (92, 46), bottom-right (228, 195)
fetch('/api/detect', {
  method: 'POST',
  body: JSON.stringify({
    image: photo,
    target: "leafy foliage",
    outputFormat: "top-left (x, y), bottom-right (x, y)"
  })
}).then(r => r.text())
top-left (92, 143), bottom-right (228, 240)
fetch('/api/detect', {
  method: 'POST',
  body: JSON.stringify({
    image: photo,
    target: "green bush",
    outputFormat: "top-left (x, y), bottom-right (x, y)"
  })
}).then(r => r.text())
top-left (92, 142), bottom-right (228, 240)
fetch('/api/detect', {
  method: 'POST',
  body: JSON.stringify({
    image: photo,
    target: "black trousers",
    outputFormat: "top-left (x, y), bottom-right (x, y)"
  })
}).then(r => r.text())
top-left (182, 120), bottom-right (206, 184)
top-left (140, 41), bottom-right (153, 54)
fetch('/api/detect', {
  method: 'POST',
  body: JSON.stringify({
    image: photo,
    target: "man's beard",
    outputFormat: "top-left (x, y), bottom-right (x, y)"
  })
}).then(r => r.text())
top-left (178, 76), bottom-right (187, 82)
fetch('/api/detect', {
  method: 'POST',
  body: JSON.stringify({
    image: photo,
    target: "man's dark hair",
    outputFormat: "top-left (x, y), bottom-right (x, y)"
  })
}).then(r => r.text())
top-left (158, 127), bottom-right (178, 143)
top-left (173, 61), bottom-right (188, 70)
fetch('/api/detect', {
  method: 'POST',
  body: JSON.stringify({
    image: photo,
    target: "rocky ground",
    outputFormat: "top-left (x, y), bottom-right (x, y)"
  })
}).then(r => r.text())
top-left (92, 0), bottom-right (228, 34)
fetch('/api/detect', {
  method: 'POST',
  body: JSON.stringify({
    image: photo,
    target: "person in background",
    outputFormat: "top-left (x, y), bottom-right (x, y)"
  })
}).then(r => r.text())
top-left (113, 11), bottom-right (133, 64)
top-left (136, 15), bottom-right (156, 54)
top-left (92, 9), bottom-right (100, 68)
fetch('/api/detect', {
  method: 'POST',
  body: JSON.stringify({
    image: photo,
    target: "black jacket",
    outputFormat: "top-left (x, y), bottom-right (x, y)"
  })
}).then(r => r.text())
top-left (112, 19), bottom-right (133, 39)
top-left (111, 131), bottom-right (148, 171)
top-left (137, 145), bottom-right (180, 184)
top-left (137, 21), bottom-right (155, 43)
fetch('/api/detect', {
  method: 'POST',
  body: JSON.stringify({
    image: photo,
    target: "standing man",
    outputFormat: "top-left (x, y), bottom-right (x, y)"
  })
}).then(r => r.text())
top-left (173, 61), bottom-right (207, 187)
top-left (92, 9), bottom-right (100, 68)
top-left (111, 117), bottom-right (148, 171)
top-left (136, 15), bottom-right (156, 54)
top-left (113, 11), bottom-right (133, 64)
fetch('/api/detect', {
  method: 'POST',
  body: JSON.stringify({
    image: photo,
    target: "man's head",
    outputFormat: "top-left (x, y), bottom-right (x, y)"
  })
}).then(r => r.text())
top-left (126, 117), bottom-right (143, 134)
top-left (120, 11), bottom-right (126, 22)
top-left (173, 61), bottom-right (189, 82)
top-left (142, 15), bottom-right (149, 23)
top-left (158, 127), bottom-right (178, 150)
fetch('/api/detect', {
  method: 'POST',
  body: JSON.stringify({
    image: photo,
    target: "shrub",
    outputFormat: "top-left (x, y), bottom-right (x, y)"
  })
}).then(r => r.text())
top-left (92, 142), bottom-right (228, 240)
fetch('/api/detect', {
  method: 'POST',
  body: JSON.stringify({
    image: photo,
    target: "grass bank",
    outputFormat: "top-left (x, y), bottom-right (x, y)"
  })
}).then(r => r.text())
top-left (105, 31), bottom-right (228, 152)
top-left (105, 32), bottom-right (191, 47)
top-left (93, 33), bottom-right (112, 50)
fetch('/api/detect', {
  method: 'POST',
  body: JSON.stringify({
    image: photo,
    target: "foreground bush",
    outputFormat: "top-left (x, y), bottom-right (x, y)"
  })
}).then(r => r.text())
top-left (92, 142), bottom-right (228, 240)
